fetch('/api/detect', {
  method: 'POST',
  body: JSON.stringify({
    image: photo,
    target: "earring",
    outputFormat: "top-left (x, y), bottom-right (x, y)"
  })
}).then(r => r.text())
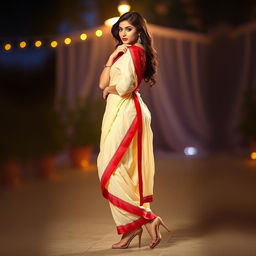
top-left (137, 33), bottom-right (142, 43)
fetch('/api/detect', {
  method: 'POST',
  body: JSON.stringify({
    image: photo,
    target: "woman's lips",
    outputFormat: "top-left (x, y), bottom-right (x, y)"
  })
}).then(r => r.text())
top-left (122, 38), bottom-right (128, 41)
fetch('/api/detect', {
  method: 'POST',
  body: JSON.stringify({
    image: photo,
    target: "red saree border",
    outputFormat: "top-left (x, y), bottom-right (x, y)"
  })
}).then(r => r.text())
top-left (129, 45), bottom-right (146, 206)
top-left (128, 45), bottom-right (146, 86)
top-left (100, 116), bottom-right (138, 193)
top-left (101, 46), bottom-right (149, 206)
top-left (99, 45), bottom-right (155, 234)
top-left (103, 188), bottom-right (156, 234)
top-left (103, 188), bottom-right (155, 218)
top-left (143, 195), bottom-right (153, 203)
top-left (117, 216), bottom-right (155, 234)
top-left (132, 93), bottom-right (143, 205)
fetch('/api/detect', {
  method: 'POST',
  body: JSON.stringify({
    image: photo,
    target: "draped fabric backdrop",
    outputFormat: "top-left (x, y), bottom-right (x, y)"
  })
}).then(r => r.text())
top-left (55, 23), bottom-right (256, 154)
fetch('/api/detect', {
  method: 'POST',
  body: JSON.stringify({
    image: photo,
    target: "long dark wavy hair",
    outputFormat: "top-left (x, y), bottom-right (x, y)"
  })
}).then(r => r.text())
top-left (111, 12), bottom-right (157, 87)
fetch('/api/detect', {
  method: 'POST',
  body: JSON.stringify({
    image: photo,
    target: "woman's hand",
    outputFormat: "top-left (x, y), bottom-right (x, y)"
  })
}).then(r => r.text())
top-left (110, 43), bottom-right (131, 60)
top-left (103, 86), bottom-right (119, 100)
top-left (103, 87), bottom-right (109, 100)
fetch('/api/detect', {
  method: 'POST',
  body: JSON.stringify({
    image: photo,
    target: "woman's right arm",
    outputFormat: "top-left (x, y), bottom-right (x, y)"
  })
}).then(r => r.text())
top-left (98, 44), bottom-right (131, 90)
top-left (98, 55), bottom-right (115, 90)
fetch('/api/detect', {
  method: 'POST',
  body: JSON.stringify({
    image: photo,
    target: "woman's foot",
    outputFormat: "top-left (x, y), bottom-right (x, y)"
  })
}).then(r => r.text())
top-left (112, 227), bottom-right (143, 249)
top-left (144, 216), bottom-right (171, 249)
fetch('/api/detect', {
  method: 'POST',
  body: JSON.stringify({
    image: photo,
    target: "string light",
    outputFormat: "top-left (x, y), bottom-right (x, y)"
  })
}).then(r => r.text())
top-left (80, 33), bottom-right (87, 40)
top-left (4, 43), bottom-right (12, 51)
top-left (50, 40), bottom-right (58, 48)
top-left (35, 40), bottom-right (42, 47)
top-left (64, 37), bottom-right (71, 45)
top-left (1, 27), bottom-right (105, 51)
top-left (0, 1), bottom-right (126, 51)
top-left (19, 41), bottom-right (27, 48)
top-left (95, 29), bottom-right (103, 37)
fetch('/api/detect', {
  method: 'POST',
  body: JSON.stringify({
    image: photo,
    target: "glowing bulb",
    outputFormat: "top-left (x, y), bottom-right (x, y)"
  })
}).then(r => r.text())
top-left (80, 33), bottom-right (87, 40)
top-left (4, 43), bottom-right (11, 51)
top-left (118, 1), bottom-right (131, 15)
top-left (95, 29), bottom-right (103, 37)
top-left (251, 152), bottom-right (256, 160)
top-left (64, 37), bottom-right (71, 45)
top-left (20, 41), bottom-right (26, 48)
top-left (81, 160), bottom-right (89, 169)
top-left (51, 41), bottom-right (58, 48)
top-left (35, 40), bottom-right (42, 47)
top-left (184, 146), bottom-right (198, 156)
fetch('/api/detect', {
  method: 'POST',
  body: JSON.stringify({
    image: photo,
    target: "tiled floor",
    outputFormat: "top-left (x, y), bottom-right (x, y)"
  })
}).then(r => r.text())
top-left (1, 152), bottom-right (256, 256)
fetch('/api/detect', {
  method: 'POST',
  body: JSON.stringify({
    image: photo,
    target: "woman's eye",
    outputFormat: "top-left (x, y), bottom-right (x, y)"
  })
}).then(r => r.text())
top-left (119, 27), bottom-right (132, 32)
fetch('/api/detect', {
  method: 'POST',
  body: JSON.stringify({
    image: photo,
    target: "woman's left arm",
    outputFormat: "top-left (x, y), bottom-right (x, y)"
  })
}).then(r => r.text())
top-left (103, 86), bottom-right (119, 100)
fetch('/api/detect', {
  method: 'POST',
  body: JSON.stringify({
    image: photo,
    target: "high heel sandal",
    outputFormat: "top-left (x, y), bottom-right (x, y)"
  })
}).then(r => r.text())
top-left (112, 227), bottom-right (143, 249)
top-left (148, 216), bottom-right (171, 249)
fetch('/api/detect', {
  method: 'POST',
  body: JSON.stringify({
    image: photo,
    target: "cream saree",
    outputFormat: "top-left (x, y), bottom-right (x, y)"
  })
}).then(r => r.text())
top-left (97, 45), bottom-right (156, 235)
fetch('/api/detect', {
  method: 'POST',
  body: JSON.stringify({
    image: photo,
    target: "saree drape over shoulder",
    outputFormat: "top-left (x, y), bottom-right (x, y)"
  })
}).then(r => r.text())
top-left (97, 45), bottom-right (157, 235)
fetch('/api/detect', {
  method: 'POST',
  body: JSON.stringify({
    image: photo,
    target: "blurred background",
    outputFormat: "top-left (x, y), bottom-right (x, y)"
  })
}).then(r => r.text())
top-left (0, 1), bottom-right (256, 256)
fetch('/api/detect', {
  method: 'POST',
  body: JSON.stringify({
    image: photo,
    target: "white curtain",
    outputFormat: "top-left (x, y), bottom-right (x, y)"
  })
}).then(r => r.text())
top-left (55, 23), bottom-right (256, 153)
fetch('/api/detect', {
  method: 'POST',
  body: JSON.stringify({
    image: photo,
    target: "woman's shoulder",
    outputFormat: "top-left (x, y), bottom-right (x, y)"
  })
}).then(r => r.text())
top-left (130, 43), bottom-right (145, 51)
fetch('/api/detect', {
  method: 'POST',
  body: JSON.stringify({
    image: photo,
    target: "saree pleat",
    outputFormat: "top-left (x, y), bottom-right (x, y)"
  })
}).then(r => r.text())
top-left (97, 45), bottom-right (156, 234)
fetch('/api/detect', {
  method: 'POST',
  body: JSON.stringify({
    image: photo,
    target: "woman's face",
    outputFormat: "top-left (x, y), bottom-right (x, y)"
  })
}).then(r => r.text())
top-left (118, 20), bottom-right (138, 45)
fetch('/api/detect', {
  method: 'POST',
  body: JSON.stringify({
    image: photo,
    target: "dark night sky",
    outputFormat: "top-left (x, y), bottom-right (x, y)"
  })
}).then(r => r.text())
top-left (0, 0), bottom-right (255, 37)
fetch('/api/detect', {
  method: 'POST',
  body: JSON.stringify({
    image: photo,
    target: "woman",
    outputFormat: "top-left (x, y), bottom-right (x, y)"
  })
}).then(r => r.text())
top-left (97, 11), bottom-right (170, 249)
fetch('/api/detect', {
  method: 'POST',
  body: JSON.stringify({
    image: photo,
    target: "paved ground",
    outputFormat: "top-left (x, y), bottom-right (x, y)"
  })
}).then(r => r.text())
top-left (1, 152), bottom-right (256, 256)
